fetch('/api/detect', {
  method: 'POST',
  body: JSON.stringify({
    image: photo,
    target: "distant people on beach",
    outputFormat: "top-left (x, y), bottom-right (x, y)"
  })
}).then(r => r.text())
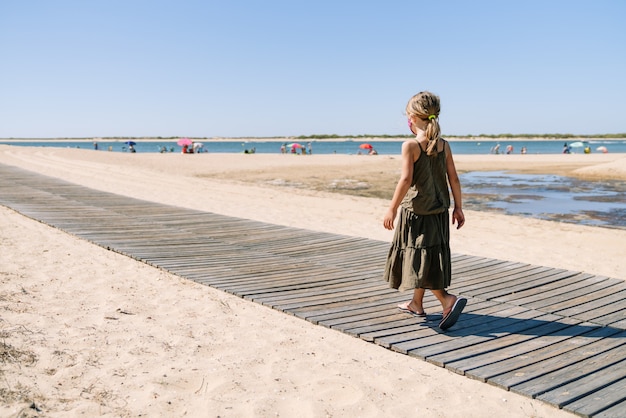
top-left (307, 142), bottom-right (312, 155)
top-left (521, 146), bottom-right (527, 154)
top-left (382, 91), bottom-right (467, 331)
top-left (280, 143), bottom-right (286, 154)
top-left (563, 143), bottom-right (571, 154)
top-left (506, 144), bottom-right (513, 154)
top-left (368, 148), bottom-right (378, 155)
top-left (584, 145), bottom-right (591, 154)
top-left (491, 143), bottom-right (500, 154)
top-left (286, 144), bottom-right (307, 154)
top-left (128, 144), bottom-right (136, 153)
top-left (93, 142), bottom-right (98, 150)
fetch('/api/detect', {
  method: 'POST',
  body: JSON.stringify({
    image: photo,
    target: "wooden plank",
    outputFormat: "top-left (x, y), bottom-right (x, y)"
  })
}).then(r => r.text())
top-left (487, 328), bottom-right (626, 391)
top-left (270, 287), bottom-right (396, 311)
top-left (290, 293), bottom-right (413, 321)
top-left (495, 273), bottom-right (605, 305)
top-left (536, 359), bottom-right (626, 410)
top-left (408, 311), bottom-right (557, 361)
top-left (465, 325), bottom-right (621, 383)
top-left (314, 295), bottom-right (442, 327)
top-left (452, 266), bottom-right (565, 297)
top-left (442, 317), bottom-right (584, 375)
top-left (377, 302), bottom-right (528, 352)
top-left (246, 281), bottom-right (386, 304)
top-left (595, 310), bottom-right (626, 329)
top-left (509, 344), bottom-right (626, 398)
top-left (451, 259), bottom-right (520, 280)
top-left (474, 270), bottom-right (582, 301)
top-left (553, 289), bottom-right (626, 319)
top-left (592, 397), bottom-right (626, 418)
top-left (293, 293), bottom-right (411, 323)
top-left (354, 301), bottom-right (497, 343)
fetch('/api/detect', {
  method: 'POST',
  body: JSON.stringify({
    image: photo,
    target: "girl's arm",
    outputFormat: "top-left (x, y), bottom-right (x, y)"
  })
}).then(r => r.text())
top-left (445, 141), bottom-right (465, 229)
top-left (383, 141), bottom-right (416, 230)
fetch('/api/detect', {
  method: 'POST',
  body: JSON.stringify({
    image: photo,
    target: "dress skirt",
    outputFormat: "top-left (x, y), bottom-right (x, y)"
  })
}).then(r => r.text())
top-left (383, 208), bottom-right (451, 291)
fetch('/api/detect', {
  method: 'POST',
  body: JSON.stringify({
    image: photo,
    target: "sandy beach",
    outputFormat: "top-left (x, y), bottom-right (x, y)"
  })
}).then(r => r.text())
top-left (1, 145), bottom-right (625, 417)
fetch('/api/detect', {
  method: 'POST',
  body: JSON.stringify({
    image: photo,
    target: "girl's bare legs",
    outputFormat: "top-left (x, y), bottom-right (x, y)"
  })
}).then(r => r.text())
top-left (431, 289), bottom-right (458, 315)
top-left (399, 288), bottom-right (426, 314)
top-left (401, 289), bottom-right (460, 316)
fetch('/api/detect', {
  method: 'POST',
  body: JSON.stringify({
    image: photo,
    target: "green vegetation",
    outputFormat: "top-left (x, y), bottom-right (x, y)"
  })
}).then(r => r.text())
top-left (295, 133), bottom-right (626, 140)
top-left (463, 133), bottom-right (626, 139)
top-left (295, 134), bottom-right (408, 140)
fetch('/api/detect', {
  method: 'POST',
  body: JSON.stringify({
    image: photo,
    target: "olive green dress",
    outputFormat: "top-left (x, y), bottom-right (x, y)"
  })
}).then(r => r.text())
top-left (383, 139), bottom-right (451, 291)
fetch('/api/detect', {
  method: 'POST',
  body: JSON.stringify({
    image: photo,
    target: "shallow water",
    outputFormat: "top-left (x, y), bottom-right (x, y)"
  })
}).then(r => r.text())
top-left (460, 171), bottom-right (626, 229)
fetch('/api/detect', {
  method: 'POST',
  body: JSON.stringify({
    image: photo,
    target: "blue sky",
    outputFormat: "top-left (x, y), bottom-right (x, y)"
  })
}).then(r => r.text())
top-left (1, 0), bottom-right (624, 138)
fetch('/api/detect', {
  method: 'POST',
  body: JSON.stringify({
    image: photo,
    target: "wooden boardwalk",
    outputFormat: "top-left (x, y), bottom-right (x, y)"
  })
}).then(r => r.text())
top-left (1, 162), bottom-right (625, 417)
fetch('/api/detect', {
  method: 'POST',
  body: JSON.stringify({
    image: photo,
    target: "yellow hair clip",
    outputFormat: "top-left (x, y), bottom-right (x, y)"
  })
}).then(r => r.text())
top-left (428, 114), bottom-right (437, 120)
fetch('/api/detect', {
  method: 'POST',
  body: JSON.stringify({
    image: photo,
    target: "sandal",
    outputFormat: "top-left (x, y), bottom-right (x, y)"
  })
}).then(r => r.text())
top-left (439, 297), bottom-right (467, 330)
top-left (397, 302), bottom-right (427, 317)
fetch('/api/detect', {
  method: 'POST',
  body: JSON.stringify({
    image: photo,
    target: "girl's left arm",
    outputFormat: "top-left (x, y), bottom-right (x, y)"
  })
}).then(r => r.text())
top-left (445, 141), bottom-right (465, 229)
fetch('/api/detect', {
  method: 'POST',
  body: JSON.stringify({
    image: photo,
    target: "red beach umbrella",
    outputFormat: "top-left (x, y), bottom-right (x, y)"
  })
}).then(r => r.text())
top-left (359, 143), bottom-right (373, 149)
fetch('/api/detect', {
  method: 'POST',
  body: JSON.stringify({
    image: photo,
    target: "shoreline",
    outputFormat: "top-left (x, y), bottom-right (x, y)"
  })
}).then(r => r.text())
top-left (1, 136), bottom-right (625, 143)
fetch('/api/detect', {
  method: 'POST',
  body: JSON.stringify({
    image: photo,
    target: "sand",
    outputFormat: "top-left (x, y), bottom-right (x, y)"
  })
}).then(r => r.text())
top-left (1, 145), bottom-right (625, 417)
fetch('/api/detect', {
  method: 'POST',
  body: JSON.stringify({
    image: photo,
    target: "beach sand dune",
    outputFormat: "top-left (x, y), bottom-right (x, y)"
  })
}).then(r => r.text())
top-left (1, 145), bottom-right (624, 417)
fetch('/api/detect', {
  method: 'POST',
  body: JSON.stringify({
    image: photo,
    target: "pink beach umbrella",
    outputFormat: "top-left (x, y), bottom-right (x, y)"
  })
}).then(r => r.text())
top-left (177, 137), bottom-right (193, 146)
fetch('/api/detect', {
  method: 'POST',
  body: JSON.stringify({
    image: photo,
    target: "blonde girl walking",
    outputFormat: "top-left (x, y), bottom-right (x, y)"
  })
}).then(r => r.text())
top-left (382, 91), bottom-right (467, 330)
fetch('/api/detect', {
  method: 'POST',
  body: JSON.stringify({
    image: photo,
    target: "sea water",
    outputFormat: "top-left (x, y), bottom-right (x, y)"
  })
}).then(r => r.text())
top-left (1, 139), bottom-right (626, 155)
top-left (460, 171), bottom-right (626, 229)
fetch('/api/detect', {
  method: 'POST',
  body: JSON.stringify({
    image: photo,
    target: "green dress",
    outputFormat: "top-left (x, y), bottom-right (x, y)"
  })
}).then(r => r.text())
top-left (383, 139), bottom-right (451, 291)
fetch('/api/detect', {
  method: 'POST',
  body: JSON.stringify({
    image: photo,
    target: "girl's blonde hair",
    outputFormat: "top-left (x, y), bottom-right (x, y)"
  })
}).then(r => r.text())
top-left (406, 91), bottom-right (441, 156)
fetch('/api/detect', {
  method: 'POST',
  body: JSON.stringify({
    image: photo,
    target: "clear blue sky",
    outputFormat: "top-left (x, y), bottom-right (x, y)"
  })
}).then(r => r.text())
top-left (1, 0), bottom-right (624, 138)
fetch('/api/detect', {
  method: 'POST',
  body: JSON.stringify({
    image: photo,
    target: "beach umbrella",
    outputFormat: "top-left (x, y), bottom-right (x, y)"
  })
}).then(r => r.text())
top-left (287, 143), bottom-right (303, 148)
top-left (569, 141), bottom-right (586, 148)
top-left (177, 137), bottom-right (193, 146)
top-left (359, 143), bottom-right (373, 149)
top-left (596, 146), bottom-right (608, 153)
top-left (125, 141), bottom-right (136, 146)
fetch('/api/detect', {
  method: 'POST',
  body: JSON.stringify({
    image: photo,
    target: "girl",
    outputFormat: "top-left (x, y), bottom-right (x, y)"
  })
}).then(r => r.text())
top-left (382, 91), bottom-right (466, 331)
